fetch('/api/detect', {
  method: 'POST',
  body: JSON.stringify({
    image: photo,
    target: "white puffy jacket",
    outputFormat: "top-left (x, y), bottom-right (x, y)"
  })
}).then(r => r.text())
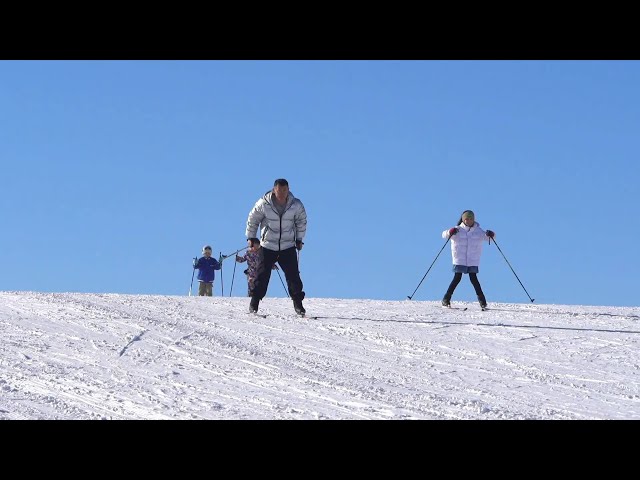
top-left (246, 190), bottom-right (307, 252)
top-left (442, 222), bottom-right (492, 267)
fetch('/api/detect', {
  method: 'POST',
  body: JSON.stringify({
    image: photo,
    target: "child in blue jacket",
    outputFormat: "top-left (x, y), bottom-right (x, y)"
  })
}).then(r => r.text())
top-left (193, 245), bottom-right (222, 296)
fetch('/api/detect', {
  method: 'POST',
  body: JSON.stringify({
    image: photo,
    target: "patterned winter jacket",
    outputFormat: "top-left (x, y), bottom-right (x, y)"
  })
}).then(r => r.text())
top-left (442, 222), bottom-right (492, 267)
top-left (245, 190), bottom-right (307, 252)
top-left (236, 249), bottom-right (263, 281)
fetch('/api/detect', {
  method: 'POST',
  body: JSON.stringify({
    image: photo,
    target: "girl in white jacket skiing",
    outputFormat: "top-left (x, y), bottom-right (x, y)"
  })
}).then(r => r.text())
top-left (441, 210), bottom-right (495, 309)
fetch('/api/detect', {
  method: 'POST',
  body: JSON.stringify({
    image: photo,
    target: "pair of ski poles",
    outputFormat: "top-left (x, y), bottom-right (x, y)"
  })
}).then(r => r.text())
top-left (406, 237), bottom-right (534, 302)
top-left (225, 246), bottom-right (289, 298)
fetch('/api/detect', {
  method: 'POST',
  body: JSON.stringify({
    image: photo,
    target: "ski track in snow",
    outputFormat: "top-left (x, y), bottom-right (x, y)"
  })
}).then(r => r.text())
top-left (1, 291), bottom-right (639, 419)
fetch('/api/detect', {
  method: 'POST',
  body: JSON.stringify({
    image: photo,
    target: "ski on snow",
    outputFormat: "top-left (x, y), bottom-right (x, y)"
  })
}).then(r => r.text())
top-left (248, 311), bottom-right (319, 319)
top-left (443, 306), bottom-right (488, 311)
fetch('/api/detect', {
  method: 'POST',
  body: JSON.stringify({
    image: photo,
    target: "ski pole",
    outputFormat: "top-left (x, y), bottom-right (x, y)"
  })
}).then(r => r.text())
top-left (275, 267), bottom-right (289, 298)
top-left (491, 238), bottom-right (535, 303)
top-left (229, 254), bottom-right (238, 297)
top-left (407, 237), bottom-right (450, 300)
top-left (219, 251), bottom-right (224, 297)
top-left (189, 256), bottom-right (197, 296)
top-left (223, 246), bottom-right (249, 258)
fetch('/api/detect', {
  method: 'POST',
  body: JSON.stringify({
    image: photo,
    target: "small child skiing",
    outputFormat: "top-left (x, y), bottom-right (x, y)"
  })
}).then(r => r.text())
top-left (235, 245), bottom-right (278, 297)
top-left (193, 245), bottom-right (222, 296)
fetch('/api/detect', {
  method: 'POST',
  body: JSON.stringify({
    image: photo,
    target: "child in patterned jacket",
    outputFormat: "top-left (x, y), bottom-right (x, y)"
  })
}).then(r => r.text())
top-left (235, 245), bottom-right (278, 297)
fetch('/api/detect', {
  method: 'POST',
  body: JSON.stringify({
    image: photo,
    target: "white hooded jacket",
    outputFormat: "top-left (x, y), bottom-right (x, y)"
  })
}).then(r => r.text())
top-left (442, 222), bottom-right (492, 267)
top-left (246, 190), bottom-right (307, 252)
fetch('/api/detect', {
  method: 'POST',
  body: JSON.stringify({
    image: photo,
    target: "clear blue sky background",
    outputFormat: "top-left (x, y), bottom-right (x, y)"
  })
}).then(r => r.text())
top-left (1, 61), bottom-right (638, 307)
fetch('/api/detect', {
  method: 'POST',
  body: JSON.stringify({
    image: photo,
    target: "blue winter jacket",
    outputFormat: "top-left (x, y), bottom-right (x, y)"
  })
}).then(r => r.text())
top-left (194, 256), bottom-right (222, 283)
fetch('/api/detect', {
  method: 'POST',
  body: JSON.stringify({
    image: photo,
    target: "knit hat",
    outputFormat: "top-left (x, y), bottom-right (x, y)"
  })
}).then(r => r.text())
top-left (202, 245), bottom-right (212, 252)
top-left (462, 210), bottom-right (475, 220)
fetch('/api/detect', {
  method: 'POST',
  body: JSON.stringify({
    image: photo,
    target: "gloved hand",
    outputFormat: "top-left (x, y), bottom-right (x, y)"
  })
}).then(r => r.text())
top-left (486, 230), bottom-right (495, 238)
top-left (248, 238), bottom-right (259, 248)
top-left (235, 255), bottom-right (242, 262)
top-left (192, 257), bottom-right (198, 268)
top-left (218, 254), bottom-right (227, 263)
top-left (448, 228), bottom-right (458, 236)
top-left (296, 240), bottom-right (304, 251)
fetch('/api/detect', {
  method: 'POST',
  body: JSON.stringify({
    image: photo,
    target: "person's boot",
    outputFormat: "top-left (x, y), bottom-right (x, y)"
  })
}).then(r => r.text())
top-left (293, 299), bottom-right (306, 316)
top-left (441, 295), bottom-right (451, 307)
top-left (478, 294), bottom-right (487, 309)
top-left (249, 296), bottom-right (260, 313)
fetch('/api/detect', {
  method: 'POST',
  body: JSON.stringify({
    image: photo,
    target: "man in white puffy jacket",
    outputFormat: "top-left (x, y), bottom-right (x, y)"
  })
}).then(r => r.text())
top-left (245, 178), bottom-right (307, 315)
top-left (441, 210), bottom-right (495, 309)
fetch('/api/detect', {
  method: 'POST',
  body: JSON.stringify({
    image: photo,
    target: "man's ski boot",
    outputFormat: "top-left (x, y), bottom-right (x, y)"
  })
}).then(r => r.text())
top-left (293, 299), bottom-right (306, 316)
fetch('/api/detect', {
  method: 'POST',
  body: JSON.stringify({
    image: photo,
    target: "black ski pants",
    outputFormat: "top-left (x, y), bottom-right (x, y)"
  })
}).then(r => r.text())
top-left (444, 272), bottom-right (485, 301)
top-left (250, 246), bottom-right (305, 302)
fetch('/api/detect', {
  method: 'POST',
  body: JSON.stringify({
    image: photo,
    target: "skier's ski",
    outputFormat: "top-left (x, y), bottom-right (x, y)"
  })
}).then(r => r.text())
top-left (246, 312), bottom-right (320, 320)
top-left (443, 304), bottom-right (489, 311)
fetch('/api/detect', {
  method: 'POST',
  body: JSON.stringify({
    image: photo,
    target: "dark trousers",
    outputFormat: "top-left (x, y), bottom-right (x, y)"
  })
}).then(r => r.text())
top-left (444, 273), bottom-right (485, 301)
top-left (250, 247), bottom-right (305, 302)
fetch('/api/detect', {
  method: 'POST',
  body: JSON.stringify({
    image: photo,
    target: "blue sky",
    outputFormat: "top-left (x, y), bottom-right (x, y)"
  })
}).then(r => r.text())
top-left (1, 60), bottom-right (638, 307)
